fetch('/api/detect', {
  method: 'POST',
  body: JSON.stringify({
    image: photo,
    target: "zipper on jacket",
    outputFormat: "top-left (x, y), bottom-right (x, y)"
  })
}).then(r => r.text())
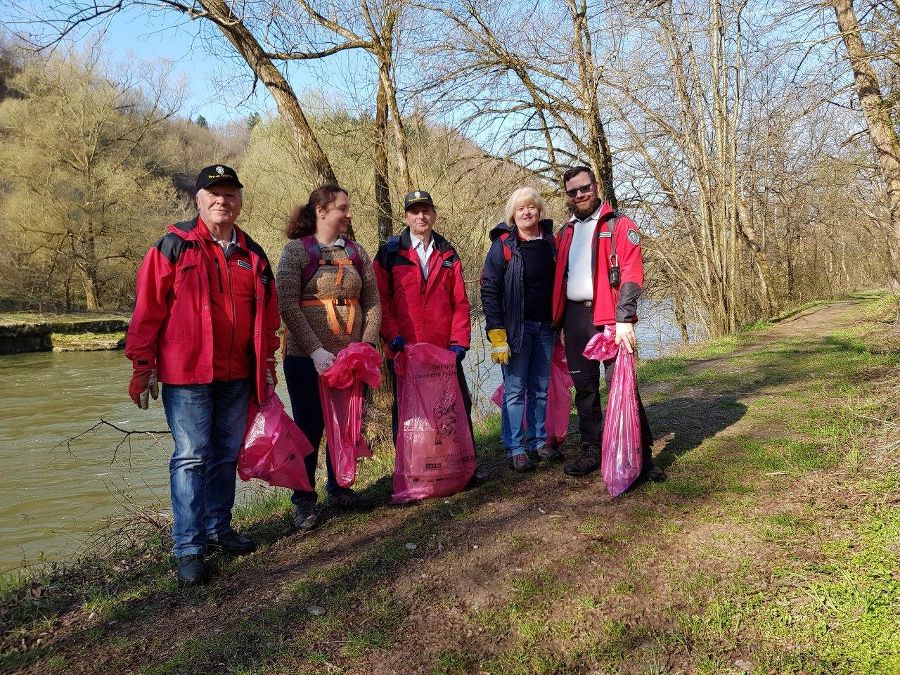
top-left (226, 258), bottom-right (236, 381)
top-left (214, 258), bottom-right (225, 293)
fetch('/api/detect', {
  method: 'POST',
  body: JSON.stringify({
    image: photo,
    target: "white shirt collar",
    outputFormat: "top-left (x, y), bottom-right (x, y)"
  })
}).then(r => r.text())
top-left (569, 206), bottom-right (602, 226)
top-left (211, 228), bottom-right (237, 251)
top-left (410, 232), bottom-right (433, 251)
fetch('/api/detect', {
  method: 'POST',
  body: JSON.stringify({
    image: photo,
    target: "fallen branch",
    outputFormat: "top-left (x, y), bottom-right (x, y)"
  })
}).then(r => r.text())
top-left (55, 419), bottom-right (171, 465)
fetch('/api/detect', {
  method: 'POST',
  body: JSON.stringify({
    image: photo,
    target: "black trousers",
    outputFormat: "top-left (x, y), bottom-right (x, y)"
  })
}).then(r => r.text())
top-left (563, 301), bottom-right (653, 463)
top-left (387, 357), bottom-right (474, 445)
top-left (284, 355), bottom-right (339, 506)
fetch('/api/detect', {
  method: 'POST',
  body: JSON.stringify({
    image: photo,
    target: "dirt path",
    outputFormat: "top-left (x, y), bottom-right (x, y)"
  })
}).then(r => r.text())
top-left (3, 296), bottom-right (898, 675)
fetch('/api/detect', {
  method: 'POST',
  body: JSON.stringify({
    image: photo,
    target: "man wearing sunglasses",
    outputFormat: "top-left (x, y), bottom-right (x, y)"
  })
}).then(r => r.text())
top-left (551, 166), bottom-right (666, 483)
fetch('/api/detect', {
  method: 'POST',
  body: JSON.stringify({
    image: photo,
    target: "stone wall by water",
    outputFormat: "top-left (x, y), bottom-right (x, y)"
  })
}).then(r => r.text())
top-left (0, 318), bottom-right (129, 355)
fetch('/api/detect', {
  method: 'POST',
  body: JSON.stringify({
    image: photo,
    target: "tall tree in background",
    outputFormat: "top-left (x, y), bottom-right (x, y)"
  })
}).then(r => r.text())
top-left (261, 0), bottom-right (414, 239)
top-left (9, 0), bottom-right (339, 185)
top-left (0, 51), bottom-right (178, 309)
top-left (608, 0), bottom-right (767, 335)
top-left (830, 0), bottom-right (900, 286)
top-left (420, 0), bottom-right (617, 202)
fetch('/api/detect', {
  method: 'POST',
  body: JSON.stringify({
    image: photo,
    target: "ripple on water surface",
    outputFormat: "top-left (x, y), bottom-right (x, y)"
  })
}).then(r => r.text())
top-left (0, 350), bottom-right (277, 573)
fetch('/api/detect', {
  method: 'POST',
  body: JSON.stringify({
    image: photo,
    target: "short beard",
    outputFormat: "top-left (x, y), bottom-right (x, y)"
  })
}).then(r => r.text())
top-left (571, 197), bottom-right (601, 220)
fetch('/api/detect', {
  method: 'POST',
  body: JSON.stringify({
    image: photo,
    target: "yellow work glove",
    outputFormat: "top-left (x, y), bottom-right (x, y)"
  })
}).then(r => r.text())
top-left (487, 328), bottom-right (510, 365)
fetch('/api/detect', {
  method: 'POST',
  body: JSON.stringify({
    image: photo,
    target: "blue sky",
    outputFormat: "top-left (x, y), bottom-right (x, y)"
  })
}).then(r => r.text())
top-left (1, 2), bottom-right (334, 125)
top-left (97, 9), bottom-right (274, 124)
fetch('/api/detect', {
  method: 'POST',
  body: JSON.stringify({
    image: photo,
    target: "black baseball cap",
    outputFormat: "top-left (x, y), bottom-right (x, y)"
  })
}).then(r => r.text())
top-left (195, 164), bottom-right (243, 192)
top-left (403, 190), bottom-right (435, 211)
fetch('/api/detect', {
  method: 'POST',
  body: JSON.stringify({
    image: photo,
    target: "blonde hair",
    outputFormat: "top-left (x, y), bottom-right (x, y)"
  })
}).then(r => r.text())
top-left (504, 186), bottom-right (545, 226)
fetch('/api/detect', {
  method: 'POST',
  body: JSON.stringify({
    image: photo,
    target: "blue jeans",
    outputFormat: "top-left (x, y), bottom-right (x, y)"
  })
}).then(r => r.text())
top-left (501, 321), bottom-right (555, 457)
top-left (162, 379), bottom-right (250, 557)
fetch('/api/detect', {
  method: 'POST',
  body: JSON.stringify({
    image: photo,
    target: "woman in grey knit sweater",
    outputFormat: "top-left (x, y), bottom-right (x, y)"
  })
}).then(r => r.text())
top-left (276, 184), bottom-right (381, 530)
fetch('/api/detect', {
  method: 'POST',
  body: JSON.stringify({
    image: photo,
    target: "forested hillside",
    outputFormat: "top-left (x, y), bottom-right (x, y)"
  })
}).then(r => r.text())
top-left (0, 0), bottom-right (898, 339)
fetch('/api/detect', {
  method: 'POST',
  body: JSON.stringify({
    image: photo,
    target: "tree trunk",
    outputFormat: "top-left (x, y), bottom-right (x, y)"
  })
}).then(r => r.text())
top-left (566, 0), bottom-right (616, 206)
top-left (73, 232), bottom-right (101, 310)
top-left (198, 0), bottom-right (336, 185)
top-left (374, 78), bottom-right (392, 242)
top-left (832, 0), bottom-right (900, 285)
top-left (376, 49), bottom-right (413, 191)
top-left (81, 271), bottom-right (100, 311)
top-left (672, 289), bottom-right (690, 344)
top-left (590, 112), bottom-right (617, 209)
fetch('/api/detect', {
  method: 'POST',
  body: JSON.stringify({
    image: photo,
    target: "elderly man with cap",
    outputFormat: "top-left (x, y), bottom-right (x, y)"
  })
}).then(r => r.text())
top-left (373, 190), bottom-right (474, 444)
top-left (125, 165), bottom-right (280, 585)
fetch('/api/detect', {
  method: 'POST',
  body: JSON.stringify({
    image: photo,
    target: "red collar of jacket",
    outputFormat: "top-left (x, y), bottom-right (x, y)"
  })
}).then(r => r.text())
top-left (170, 216), bottom-right (249, 250)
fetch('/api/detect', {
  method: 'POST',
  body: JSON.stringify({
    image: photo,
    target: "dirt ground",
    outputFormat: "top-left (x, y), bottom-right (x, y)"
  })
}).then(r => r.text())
top-left (2, 296), bottom-right (898, 674)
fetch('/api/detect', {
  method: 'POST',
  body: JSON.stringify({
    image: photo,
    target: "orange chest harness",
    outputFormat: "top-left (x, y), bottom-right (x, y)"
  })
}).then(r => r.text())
top-left (301, 257), bottom-right (358, 336)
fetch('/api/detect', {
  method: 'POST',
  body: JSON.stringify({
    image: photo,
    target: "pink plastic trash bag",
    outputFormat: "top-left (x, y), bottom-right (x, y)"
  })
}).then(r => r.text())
top-left (602, 348), bottom-right (642, 496)
top-left (582, 324), bottom-right (618, 362)
top-left (320, 342), bottom-right (382, 488)
top-left (392, 343), bottom-right (476, 503)
top-left (490, 341), bottom-right (573, 448)
top-left (239, 391), bottom-right (315, 491)
top-left (547, 341), bottom-right (574, 447)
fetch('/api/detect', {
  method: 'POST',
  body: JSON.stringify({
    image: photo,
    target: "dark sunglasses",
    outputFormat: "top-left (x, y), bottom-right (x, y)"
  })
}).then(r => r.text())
top-left (565, 183), bottom-right (594, 198)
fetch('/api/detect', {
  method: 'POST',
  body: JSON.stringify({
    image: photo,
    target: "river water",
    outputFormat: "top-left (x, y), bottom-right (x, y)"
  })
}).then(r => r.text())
top-left (0, 300), bottom-right (688, 574)
top-left (0, 351), bottom-right (290, 574)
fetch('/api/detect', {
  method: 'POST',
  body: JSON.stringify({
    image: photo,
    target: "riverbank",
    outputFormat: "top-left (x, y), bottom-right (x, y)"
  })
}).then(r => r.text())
top-left (0, 313), bottom-right (129, 354)
top-left (1, 293), bottom-right (898, 674)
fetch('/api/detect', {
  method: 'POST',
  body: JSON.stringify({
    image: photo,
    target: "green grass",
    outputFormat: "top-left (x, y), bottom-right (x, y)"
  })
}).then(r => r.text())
top-left (5, 294), bottom-right (900, 675)
top-left (638, 356), bottom-right (690, 383)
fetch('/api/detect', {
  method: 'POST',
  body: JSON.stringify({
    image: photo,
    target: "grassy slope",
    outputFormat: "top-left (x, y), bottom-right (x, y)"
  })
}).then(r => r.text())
top-left (1, 294), bottom-right (898, 674)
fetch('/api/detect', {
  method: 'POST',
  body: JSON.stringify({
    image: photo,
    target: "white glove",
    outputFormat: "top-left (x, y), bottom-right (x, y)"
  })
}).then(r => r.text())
top-left (311, 348), bottom-right (335, 375)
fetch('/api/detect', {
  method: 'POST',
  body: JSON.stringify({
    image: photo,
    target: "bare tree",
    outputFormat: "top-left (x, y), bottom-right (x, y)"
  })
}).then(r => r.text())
top-left (5, 0), bottom-right (338, 184)
top-left (0, 49), bottom-right (179, 309)
top-left (255, 0), bottom-right (415, 239)
top-left (830, 0), bottom-right (900, 285)
top-left (415, 0), bottom-right (618, 202)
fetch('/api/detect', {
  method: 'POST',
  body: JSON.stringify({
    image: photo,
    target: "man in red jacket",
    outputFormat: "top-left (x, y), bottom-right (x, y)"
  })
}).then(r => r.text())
top-left (125, 165), bottom-right (280, 585)
top-left (552, 166), bottom-right (666, 482)
top-left (373, 190), bottom-right (473, 442)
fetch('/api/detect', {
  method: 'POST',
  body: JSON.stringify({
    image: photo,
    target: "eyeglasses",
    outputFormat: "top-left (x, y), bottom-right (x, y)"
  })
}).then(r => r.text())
top-left (565, 183), bottom-right (595, 198)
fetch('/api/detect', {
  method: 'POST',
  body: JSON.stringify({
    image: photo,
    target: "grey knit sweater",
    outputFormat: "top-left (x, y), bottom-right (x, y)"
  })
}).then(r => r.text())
top-left (276, 238), bottom-right (381, 357)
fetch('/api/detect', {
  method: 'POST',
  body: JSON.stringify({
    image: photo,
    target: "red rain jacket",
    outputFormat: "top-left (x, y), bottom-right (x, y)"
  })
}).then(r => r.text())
top-left (373, 227), bottom-right (471, 358)
top-left (551, 202), bottom-right (644, 327)
top-left (125, 217), bottom-right (281, 404)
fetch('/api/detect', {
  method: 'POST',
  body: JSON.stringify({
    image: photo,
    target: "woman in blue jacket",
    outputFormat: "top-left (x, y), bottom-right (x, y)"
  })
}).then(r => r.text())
top-left (480, 187), bottom-right (558, 472)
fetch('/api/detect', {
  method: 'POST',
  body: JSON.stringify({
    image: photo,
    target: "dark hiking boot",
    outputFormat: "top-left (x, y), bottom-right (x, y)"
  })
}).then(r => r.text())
top-left (327, 487), bottom-right (373, 510)
top-left (176, 554), bottom-right (210, 586)
top-left (641, 461), bottom-right (667, 483)
top-left (537, 445), bottom-right (565, 462)
top-left (510, 453), bottom-right (537, 472)
top-left (207, 530), bottom-right (257, 556)
top-left (466, 467), bottom-right (487, 487)
top-left (564, 447), bottom-right (601, 477)
top-left (292, 502), bottom-right (318, 531)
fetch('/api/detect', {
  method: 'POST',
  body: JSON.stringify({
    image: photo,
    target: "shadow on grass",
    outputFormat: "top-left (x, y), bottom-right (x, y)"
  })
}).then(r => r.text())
top-left (3, 308), bottom-right (895, 674)
top-left (648, 396), bottom-right (748, 469)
